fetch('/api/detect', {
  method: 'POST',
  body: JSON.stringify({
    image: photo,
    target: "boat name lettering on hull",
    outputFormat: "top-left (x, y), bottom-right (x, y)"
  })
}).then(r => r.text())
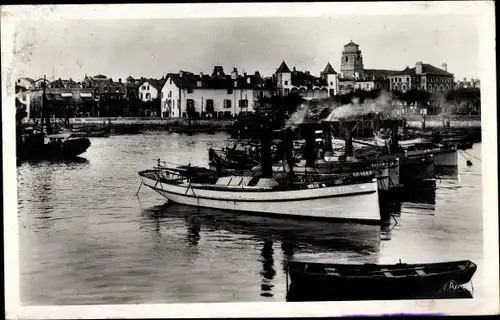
top-left (369, 161), bottom-right (395, 169)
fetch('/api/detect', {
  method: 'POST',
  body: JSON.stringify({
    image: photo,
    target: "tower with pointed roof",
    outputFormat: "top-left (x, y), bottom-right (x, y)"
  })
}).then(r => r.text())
top-left (340, 41), bottom-right (364, 79)
top-left (276, 60), bottom-right (292, 95)
top-left (321, 62), bottom-right (339, 96)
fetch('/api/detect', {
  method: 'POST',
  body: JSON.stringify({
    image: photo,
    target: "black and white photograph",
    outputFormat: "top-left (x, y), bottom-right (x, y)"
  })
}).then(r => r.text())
top-left (2, 2), bottom-right (498, 318)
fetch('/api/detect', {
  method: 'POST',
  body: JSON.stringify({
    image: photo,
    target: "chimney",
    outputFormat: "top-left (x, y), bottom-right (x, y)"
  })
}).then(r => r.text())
top-left (119, 78), bottom-right (122, 83)
top-left (441, 63), bottom-right (447, 71)
top-left (293, 66), bottom-right (296, 72)
top-left (231, 67), bottom-right (238, 80)
top-left (416, 62), bottom-right (423, 75)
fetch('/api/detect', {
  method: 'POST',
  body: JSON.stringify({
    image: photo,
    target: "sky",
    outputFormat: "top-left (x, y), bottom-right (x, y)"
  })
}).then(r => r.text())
top-left (10, 12), bottom-right (481, 82)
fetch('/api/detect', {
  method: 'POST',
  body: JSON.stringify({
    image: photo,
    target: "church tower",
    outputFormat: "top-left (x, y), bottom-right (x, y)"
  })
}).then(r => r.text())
top-left (340, 41), bottom-right (364, 79)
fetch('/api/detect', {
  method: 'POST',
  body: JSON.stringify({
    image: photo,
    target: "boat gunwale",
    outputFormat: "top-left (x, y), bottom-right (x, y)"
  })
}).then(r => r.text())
top-left (287, 260), bottom-right (476, 273)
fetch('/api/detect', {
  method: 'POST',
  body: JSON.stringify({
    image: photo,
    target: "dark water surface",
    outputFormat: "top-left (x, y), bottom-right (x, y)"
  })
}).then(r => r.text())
top-left (17, 132), bottom-right (484, 305)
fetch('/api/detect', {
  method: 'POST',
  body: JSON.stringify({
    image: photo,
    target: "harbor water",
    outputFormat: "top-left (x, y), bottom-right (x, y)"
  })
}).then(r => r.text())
top-left (17, 132), bottom-right (484, 305)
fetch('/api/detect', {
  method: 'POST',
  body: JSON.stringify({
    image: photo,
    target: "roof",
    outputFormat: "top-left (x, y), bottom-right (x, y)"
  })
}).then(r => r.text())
top-left (164, 71), bottom-right (274, 90)
top-left (363, 69), bottom-right (399, 80)
top-left (21, 77), bottom-right (35, 83)
top-left (94, 74), bottom-right (107, 79)
top-left (276, 61), bottom-right (291, 73)
top-left (391, 63), bottom-right (454, 77)
top-left (321, 63), bottom-right (337, 75)
top-left (291, 71), bottom-right (327, 87)
top-left (345, 41), bottom-right (359, 47)
top-left (138, 78), bottom-right (166, 91)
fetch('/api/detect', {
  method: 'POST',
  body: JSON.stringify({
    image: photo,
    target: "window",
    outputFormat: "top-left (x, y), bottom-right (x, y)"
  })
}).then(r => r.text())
top-left (168, 91), bottom-right (172, 98)
top-left (227, 87), bottom-right (233, 94)
top-left (330, 82), bottom-right (333, 85)
top-left (140, 93), bottom-right (143, 99)
top-left (284, 81), bottom-right (288, 86)
top-left (284, 88), bottom-right (290, 96)
top-left (366, 83), bottom-right (370, 89)
top-left (346, 56), bottom-right (348, 62)
top-left (142, 86), bottom-right (146, 90)
top-left (187, 87), bottom-right (193, 94)
top-left (407, 77), bottom-right (409, 82)
top-left (147, 85), bottom-right (150, 90)
top-left (239, 99), bottom-right (248, 109)
top-left (224, 99), bottom-right (231, 109)
top-left (146, 93), bottom-right (151, 99)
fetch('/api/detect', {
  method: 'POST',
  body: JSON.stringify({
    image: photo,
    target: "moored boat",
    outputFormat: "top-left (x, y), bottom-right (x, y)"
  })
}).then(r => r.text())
top-left (399, 154), bottom-right (435, 185)
top-left (286, 259), bottom-right (477, 301)
top-left (138, 167), bottom-right (381, 224)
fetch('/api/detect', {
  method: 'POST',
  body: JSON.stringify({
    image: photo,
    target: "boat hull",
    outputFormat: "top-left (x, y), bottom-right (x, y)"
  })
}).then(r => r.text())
top-left (399, 155), bottom-right (435, 185)
top-left (140, 175), bottom-right (381, 224)
top-left (287, 260), bottom-right (477, 301)
top-left (407, 148), bottom-right (458, 167)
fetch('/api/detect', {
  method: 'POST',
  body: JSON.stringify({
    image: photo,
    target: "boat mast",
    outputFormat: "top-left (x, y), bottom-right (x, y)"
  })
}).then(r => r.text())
top-left (41, 75), bottom-right (45, 134)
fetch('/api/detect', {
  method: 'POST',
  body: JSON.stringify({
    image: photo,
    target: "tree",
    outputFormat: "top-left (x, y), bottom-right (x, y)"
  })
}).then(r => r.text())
top-left (445, 88), bottom-right (481, 115)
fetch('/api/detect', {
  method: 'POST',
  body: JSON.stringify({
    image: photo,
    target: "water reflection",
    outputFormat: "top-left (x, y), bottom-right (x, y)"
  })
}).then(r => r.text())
top-left (23, 156), bottom-right (90, 167)
top-left (186, 213), bottom-right (201, 246)
top-left (260, 240), bottom-right (276, 297)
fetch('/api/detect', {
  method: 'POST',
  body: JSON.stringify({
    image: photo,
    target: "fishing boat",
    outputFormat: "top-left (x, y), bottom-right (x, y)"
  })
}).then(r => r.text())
top-left (16, 76), bottom-right (91, 161)
top-left (138, 166), bottom-right (380, 224)
top-left (169, 125), bottom-right (216, 134)
top-left (71, 125), bottom-right (111, 138)
top-left (138, 121), bottom-right (382, 224)
top-left (286, 259), bottom-right (477, 301)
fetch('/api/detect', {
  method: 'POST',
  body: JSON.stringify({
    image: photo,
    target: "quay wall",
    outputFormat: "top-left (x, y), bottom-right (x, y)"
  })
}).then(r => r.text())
top-left (402, 115), bottom-right (481, 129)
top-left (24, 115), bottom-right (481, 130)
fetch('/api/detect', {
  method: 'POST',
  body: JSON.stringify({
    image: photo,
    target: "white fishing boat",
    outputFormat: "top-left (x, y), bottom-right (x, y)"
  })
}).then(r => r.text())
top-left (405, 145), bottom-right (458, 167)
top-left (138, 165), bottom-right (381, 224)
top-left (373, 130), bottom-right (458, 167)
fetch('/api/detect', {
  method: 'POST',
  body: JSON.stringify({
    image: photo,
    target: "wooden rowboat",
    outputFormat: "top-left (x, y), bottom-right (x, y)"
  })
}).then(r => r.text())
top-left (286, 259), bottom-right (477, 301)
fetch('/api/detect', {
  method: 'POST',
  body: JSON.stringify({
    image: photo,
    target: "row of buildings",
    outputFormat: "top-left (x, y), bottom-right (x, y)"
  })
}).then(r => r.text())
top-left (17, 41), bottom-right (471, 119)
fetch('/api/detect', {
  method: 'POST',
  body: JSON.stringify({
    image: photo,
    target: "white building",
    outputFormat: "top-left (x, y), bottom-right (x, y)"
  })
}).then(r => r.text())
top-left (138, 79), bottom-right (165, 102)
top-left (160, 67), bottom-right (274, 118)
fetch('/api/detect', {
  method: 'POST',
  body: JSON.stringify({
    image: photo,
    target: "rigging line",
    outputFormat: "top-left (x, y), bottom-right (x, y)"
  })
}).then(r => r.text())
top-left (462, 150), bottom-right (482, 161)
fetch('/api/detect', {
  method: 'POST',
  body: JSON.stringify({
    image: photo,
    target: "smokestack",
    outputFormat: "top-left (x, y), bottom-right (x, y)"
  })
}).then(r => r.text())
top-left (345, 126), bottom-right (353, 158)
top-left (260, 119), bottom-right (273, 178)
top-left (301, 124), bottom-right (317, 168)
top-left (283, 128), bottom-right (294, 176)
top-left (324, 123), bottom-right (333, 153)
top-left (390, 121), bottom-right (399, 153)
top-left (441, 63), bottom-right (447, 72)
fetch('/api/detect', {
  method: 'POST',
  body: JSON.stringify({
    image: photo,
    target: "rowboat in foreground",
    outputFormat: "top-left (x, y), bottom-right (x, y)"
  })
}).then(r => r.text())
top-left (138, 165), bottom-right (381, 224)
top-left (286, 259), bottom-right (477, 301)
